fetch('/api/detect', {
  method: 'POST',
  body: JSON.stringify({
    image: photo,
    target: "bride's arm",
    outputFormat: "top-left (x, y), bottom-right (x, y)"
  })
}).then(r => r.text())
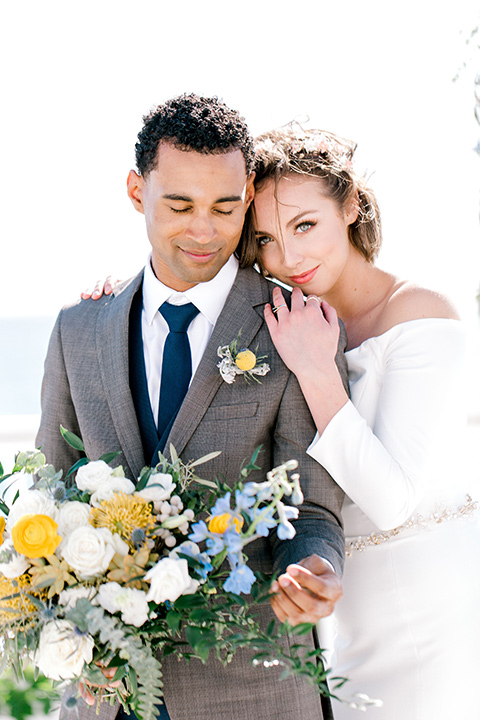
top-left (265, 286), bottom-right (466, 531)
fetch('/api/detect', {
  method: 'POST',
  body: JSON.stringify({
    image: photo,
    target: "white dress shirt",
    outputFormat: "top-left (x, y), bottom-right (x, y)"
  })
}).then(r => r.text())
top-left (141, 254), bottom-right (239, 426)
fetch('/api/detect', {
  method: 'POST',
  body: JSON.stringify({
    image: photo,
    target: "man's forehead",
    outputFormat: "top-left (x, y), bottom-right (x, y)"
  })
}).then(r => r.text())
top-left (153, 142), bottom-right (248, 176)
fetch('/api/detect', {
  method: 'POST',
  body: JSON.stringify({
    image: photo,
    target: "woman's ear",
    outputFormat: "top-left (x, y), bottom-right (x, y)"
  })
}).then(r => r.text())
top-left (345, 192), bottom-right (360, 224)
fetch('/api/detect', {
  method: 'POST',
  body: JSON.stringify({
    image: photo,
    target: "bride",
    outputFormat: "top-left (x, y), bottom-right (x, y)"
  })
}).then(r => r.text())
top-left (85, 127), bottom-right (480, 718)
top-left (251, 128), bottom-right (480, 718)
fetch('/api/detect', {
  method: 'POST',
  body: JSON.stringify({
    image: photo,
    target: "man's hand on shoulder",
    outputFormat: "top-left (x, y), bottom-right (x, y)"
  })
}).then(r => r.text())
top-left (270, 554), bottom-right (342, 625)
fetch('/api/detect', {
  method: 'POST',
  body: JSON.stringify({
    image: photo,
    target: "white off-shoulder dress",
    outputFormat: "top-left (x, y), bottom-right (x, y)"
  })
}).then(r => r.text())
top-left (308, 319), bottom-right (480, 719)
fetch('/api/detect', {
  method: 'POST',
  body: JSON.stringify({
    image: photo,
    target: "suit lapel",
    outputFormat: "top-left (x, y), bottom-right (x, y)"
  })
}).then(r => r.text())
top-left (96, 271), bottom-right (146, 479)
top-left (165, 267), bottom-right (269, 457)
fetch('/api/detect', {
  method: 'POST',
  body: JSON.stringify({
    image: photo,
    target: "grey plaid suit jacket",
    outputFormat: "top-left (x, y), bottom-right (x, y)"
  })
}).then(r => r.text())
top-left (37, 265), bottom-right (348, 720)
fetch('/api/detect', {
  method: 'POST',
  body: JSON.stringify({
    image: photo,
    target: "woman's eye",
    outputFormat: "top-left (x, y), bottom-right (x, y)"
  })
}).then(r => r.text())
top-left (257, 235), bottom-right (273, 247)
top-left (296, 221), bottom-right (316, 233)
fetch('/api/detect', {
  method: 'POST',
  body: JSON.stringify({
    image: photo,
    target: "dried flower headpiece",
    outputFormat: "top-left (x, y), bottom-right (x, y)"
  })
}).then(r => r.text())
top-left (255, 127), bottom-right (354, 172)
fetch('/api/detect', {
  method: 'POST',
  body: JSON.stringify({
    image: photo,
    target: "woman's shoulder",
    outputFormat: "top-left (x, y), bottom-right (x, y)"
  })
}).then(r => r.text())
top-left (374, 280), bottom-right (460, 336)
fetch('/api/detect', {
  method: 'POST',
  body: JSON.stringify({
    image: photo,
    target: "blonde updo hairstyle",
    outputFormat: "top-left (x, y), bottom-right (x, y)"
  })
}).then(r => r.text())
top-left (248, 128), bottom-right (382, 267)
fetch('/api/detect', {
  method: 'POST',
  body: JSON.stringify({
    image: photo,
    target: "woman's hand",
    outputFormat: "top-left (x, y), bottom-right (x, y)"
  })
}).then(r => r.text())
top-left (265, 286), bottom-right (340, 380)
top-left (270, 555), bottom-right (343, 625)
top-left (81, 276), bottom-right (120, 300)
top-left (265, 286), bottom-right (348, 434)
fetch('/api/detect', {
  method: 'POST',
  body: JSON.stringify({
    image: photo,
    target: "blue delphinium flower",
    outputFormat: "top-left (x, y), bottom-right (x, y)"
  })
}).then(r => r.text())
top-left (224, 564), bottom-right (256, 595)
top-left (224, 528), bottom-right (244, 556)
top-left (242, 481), bottom-right (273, 502)
top-left (174, 541), bottom-right (213, 581)
top-left (250, 506), bottom-right (277, 537)
top-left (234, 489), bottom-right (256, 513)
top-left (188, 520), bottom-right (210, 543)
top-left (209, 493), bottom-right (232, 517)
top-left (276, 503), bottom-right (299, 540)
top-left (205, 534), bottom-right (226, 556)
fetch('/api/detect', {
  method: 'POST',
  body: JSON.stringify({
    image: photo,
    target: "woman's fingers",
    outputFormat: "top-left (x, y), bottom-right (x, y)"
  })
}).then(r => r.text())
top-left (81, 276), bottom-right (120, 300)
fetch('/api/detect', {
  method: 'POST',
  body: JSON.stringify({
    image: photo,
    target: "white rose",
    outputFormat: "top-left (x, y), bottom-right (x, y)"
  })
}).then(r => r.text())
top-left (57, 501), bottom-right (91, 538)
top-left (90, 477), bottom-right (135, 507)
top-left (145, 557), bottom-right (198, 604)
top-left (75, 461), bottom-right (115, 493)
top-left (97, 582), bottom-right (149, 627)
top-left (136, 473), bottom-right (176, 503)
top-left (6, 489), bottom-right (58, 531)
top-left (35, 619), bottom-right (94, 680)
top-left (58, 585), bottom-right (98, 610)
top-left (61, 526), bottom-right (117, 578)
top-left (0, 541), bottom-right (30, 578)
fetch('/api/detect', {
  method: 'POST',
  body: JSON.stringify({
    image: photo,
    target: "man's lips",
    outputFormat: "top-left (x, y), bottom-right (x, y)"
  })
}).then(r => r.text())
top-left (181, 248), bottom-right (219, 263)
top-left (288, 265), bottom-right (319, 284)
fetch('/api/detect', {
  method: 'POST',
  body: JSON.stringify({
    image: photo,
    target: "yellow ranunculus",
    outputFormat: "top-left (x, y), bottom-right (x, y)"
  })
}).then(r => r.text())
top-left (11, 514), bottom-right (62, 558)
top-left (235, 350), bottom-right (256, 372)
top-left (208, 513), bottom-right (243, 535)
top-left (0, 516), bottom-right (5, 547)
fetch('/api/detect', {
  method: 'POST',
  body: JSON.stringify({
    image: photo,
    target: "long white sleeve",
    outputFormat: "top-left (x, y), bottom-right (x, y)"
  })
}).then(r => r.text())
top-left (307, 319), bottom-right (467, 530)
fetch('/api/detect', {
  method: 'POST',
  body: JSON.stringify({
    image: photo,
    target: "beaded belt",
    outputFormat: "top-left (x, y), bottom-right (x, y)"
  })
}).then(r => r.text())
top-left (345, 494), bottom-right (478, 556)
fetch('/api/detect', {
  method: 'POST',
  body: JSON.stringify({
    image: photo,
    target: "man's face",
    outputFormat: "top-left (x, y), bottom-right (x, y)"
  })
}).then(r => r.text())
top-left (127, 144), bottom-right (255, 291)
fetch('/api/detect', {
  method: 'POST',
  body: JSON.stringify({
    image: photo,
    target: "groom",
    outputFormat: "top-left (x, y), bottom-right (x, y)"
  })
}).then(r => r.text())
top-left (37, 94), bottom-right (347, 720)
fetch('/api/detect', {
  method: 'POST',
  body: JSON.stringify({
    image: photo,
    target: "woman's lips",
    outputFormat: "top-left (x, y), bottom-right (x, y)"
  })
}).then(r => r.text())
top-left (288, 266), bottom-right (319, 284)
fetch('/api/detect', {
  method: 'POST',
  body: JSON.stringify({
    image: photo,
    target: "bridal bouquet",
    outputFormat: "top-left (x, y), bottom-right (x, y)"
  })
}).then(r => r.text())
top-left (0, 430), bottom-right (336, 720)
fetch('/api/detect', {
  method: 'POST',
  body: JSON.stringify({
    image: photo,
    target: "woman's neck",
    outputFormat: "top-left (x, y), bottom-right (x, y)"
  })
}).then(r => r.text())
top-left (322, 261), bottom-right (401, 350)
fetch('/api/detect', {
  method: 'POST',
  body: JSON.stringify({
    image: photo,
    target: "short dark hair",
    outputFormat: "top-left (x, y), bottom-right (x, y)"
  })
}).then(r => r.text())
top-left (135, 93), bottom-right (255, 176)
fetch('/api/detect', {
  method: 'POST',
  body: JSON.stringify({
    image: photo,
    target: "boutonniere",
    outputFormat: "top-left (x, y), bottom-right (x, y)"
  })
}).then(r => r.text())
top-left (217, 333), bottom-right (270, 384)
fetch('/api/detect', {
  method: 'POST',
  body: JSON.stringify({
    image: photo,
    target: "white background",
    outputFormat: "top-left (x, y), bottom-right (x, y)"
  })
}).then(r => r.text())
top-left (0, 0), bottom-right (479, 464)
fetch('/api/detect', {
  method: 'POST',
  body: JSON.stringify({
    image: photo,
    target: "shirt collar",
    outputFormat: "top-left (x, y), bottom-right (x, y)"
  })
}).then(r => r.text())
top-left (143, 254), bottom-right (239, 326)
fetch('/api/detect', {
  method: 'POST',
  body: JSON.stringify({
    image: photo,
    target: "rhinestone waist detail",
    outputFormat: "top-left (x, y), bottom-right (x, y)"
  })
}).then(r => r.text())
top-left (345, 495), bottom-right (478, 556)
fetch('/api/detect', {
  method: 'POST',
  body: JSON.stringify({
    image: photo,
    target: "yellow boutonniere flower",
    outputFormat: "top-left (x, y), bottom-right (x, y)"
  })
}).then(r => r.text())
top-left (235, 350), bottom-right (257, 372)
top-left (208, 513), bottom-right (244, 534)
top-left (217, 332), bottom-right (270, 384)
top-left (0, 516), bottom-right (5, 547)
top-left (11, 514), bottom-right (62, 558)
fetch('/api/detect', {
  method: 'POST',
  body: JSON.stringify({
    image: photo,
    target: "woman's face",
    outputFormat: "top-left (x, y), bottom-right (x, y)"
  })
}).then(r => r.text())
top-left (254, 175), bottom-right (358, 297)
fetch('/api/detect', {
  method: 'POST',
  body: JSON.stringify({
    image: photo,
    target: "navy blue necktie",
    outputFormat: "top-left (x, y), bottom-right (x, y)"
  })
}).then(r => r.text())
top-left (157, 301), bottom-right (199, 442)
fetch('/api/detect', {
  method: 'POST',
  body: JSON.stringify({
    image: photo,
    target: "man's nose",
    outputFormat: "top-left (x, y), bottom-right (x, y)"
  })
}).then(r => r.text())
top-left (185, 212), bottom-right (217, 243)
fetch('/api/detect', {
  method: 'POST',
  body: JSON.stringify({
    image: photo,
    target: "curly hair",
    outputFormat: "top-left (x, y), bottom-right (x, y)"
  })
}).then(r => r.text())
top-left (135, 93), bottom-right (255, 177)
top-left (249, 127), bottom-right (382, 264)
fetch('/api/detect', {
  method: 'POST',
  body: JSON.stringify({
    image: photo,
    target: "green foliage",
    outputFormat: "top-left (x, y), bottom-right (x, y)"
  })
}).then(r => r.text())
top-left (0, 667), bottom-right (60, 720)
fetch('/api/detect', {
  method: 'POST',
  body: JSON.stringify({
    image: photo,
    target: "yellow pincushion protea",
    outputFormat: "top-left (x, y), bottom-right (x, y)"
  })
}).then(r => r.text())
top-left (0, 574), bottom-right (38, 627)
top-left (89, 492), bottom-right (155, 545)
top-left (208, 513), bottom-right (244, 534)
top-left (0, 516), bottom-right (5, 547)
top-left (11, 514), bottom-right (62, 558)
top-left (235, 350), bottom-right (257, 372)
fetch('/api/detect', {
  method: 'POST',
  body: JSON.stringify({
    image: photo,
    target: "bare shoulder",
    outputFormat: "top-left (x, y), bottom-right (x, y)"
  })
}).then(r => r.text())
top-left (376, 280), bottom-right (460, 335)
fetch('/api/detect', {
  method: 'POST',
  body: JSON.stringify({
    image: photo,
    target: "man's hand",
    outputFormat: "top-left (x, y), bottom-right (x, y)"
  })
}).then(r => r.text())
top-left (270, 554), bottom-right (342, 626)
top-left (79, 665), bottom-right (122, 706)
